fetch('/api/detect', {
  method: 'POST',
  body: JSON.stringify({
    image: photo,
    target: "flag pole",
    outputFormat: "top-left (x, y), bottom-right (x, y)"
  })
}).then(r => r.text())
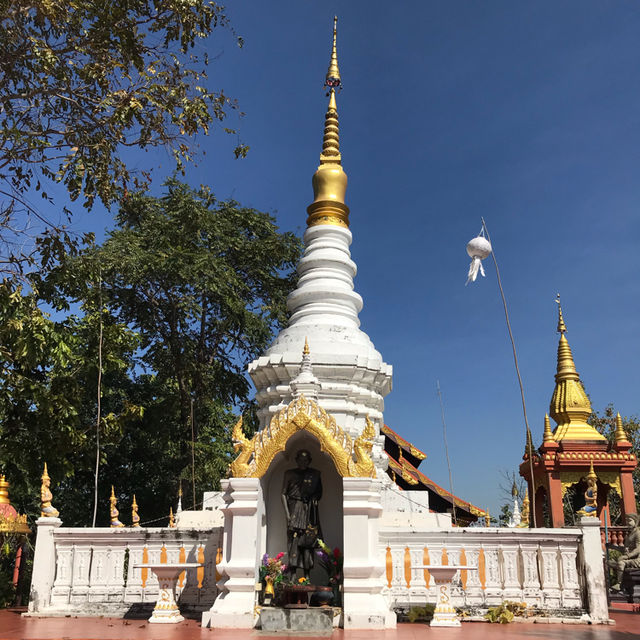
top-left (480, 218), bottom-right (537, 527)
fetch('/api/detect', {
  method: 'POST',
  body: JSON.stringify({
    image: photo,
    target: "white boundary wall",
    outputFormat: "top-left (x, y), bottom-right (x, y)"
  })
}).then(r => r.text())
top-left (28, 522), bottom-right (222, 617)
top-left (380, 518), bottom-right (608, 622)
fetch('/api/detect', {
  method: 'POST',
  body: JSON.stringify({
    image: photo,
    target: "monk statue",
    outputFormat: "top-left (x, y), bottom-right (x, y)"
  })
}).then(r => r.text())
top-left (40, 463), bottom-right (59, 518)
top-left (281, 449), bottom-right (322, 578)
top-left (610, 513), bottom-right (640, 591)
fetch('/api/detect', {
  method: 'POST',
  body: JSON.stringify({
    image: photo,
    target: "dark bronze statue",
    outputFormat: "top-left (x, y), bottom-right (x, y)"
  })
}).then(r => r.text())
top-left (281, 449), bottom-right (322, 577)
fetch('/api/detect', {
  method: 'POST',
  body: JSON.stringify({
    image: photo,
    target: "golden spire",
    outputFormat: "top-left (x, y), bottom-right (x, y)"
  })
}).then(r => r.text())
top-left (543, 413), bottom-right (554, 443)
top-left (306, 17), bottom-right (350, 229)
top-left (326, 16), bottom-right (340, 87)
top-left (523, 428), bottom-right (534, 457)
top-left (615, 413), bottom-right (629, 443)
top-left (0, 475), bottom-right (10, 505)
top-left (303, 336), bottom-right (310, 355)
top-left (586, 459), bottom-right (597, 481)
top-left (168, 507), bottom-right (176, 528)
top-left (549, 299), bottom-right (605, 442)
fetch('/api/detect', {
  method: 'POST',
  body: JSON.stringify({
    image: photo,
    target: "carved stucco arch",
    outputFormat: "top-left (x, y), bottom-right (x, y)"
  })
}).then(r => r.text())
top-left (229, 395), bottom-right (376, 479)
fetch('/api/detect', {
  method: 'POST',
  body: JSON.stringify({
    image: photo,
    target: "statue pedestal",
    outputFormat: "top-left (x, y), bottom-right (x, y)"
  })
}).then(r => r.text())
top-left (260, 607), bottom-right (334, 632)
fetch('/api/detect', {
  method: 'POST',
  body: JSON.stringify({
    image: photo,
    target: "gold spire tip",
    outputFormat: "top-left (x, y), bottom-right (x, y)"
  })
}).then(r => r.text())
top-left (303, 337), bottom-right (310, 355)
top-left (325, 16), bottom-right (341, 89)
top-left (556, 294), bottom-right (567, 334)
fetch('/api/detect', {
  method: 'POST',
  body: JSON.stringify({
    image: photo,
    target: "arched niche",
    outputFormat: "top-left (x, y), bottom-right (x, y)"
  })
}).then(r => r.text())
top-left (261, 429), bottom-right (344, 586)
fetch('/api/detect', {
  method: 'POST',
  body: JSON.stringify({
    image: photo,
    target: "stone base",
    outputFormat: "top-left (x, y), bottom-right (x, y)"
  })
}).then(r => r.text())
top-left (259, 607), bottom-right (334, 633)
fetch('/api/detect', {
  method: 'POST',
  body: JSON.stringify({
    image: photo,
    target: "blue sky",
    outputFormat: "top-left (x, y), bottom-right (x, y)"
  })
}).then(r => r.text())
top-left (67, 1), bottom-right (640, 515)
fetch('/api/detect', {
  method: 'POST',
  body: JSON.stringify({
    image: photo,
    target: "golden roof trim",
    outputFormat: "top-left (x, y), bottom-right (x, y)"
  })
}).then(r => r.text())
top-left (230, 395), bottom-right (376, 478)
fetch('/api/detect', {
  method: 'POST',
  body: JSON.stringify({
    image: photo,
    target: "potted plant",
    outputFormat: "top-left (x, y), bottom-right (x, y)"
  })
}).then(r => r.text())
top-left (259, 552), bottom-right (286, 606)
top-left (316, 539), bottom-right (343, 606)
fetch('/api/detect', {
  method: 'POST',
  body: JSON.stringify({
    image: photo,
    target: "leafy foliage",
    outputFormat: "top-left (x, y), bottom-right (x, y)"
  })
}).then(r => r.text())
top-left (1, 180), bottom-right (302, 528)
top-left (0, 1), bottom-right (246, 274)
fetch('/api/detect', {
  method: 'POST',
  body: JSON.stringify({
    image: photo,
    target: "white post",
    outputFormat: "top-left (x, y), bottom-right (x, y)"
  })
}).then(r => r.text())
top-left (342, 477), bottom-right (396, 629)
top-left (28, 517), bottom-right (62, 612)
top-left (202, 477), bottom-right (262, 628)
top-left (578, 517), bottom-right (609, 623)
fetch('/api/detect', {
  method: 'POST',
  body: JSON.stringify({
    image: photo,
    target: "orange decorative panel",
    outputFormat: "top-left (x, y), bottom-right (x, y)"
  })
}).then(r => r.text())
top-left (459, 548), bottom-right (468, 590)
top-left (441, 547), bottom-right (448, 566)
top-left (160, 544), bottom-right (167, 564)
top-left (403, 547), bottom-right (411, 589)
top-left (423, 547), bottom-right (430, 588)
top-left (141, 546), bottom-right (149, 588)
top-left (385, 546), bottom-right (393, 588)
top-left (215, 546), bottom-right (223, 583)
top-left (478, 548), bottom-right (486, 590)
top-left (197, 545), bottom-right (205, 589)
top-left (178, 546), bottom-right (186, 587)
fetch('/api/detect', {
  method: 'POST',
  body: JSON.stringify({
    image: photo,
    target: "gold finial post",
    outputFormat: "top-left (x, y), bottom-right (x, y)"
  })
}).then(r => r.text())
top-left (131, 495), bottom-right (140, 528)
top-left (303, 336), bottom-right (310, 355)
top-left (556, 294), bottom-right (567, 334)
top-left (307, 17), bottom-right (350, 229)
top-left (110, 486), bottom-right (124, 528)
top-left (615, 413), bottom-right (629, 443)
top-left (543, 414), bottom-right (554, 442)
top-left (325, 16), bottom-right (341, 90)
top-left (40, 463), bottom-right (59, 518)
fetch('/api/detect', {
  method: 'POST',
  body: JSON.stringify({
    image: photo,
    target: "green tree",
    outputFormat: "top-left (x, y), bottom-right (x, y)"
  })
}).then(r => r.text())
top-left (0, 0), bottom-right (246, 274)
top-left (37, 179), bottom-right (302, 521)
top-left (589, 404), bottom-right (640, 515)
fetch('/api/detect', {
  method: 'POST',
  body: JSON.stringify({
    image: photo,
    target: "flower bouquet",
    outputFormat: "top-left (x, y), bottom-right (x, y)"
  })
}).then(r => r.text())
top-left (316, 539), bottom-right (343, 605)
top-left (259, 552), bottom-right (287, 605)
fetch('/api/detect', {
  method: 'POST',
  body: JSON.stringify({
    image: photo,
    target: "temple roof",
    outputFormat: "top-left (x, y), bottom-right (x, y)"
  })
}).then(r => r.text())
top-left (382, 429), bottom-right (486, 524)
top-left (381, 424), bottom-right (427, 468)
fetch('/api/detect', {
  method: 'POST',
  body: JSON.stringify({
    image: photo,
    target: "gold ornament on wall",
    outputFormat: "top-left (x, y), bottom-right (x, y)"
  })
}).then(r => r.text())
top-left (230, 395), bottom-right (376, 479)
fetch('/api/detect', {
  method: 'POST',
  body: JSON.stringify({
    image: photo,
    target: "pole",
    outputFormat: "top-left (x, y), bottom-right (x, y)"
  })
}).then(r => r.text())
top-left (481, 218), bottom-right (537, 527)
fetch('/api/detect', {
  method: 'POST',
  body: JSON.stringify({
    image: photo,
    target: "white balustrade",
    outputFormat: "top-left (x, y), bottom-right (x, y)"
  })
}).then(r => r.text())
top-left (380, 528), bottom-right (586, 614)
top-left (44, 527), bottom-right (222, 615)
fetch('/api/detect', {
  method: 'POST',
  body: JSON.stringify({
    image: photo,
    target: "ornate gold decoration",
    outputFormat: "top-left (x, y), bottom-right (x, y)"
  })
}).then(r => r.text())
top-left (0, 475), bottom-right (30, 534)
top-left (615, 413), bottom-right (629, 443)
top-left (40, 463), bottom-right (59, 518)
top-left (168, 507), bottom-right (175, 528)
top-left (109, 486), bottom-right (124, 528)
top-left (550, 298), bottom-right (605, 442)
top-left (303, 336), bottom-right (310, 356)
top-left (598, 470), bottom-right (622, 497)
top-left (229, 395), bottom-right (376, 478)
top-left (131, 495), bottom-right (140, 527)
top-left (560, 471), bottom-right (585, 499)
top-left (307, 19), bottom-right (350, 229)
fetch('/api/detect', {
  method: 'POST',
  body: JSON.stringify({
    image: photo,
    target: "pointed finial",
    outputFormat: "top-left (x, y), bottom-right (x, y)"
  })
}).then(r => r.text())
top-left (615, 413), bottom-right (628, 443)
top-left (0, 474), bottom-right (10, 505)
top-left (556, 294), bottom-right (567, 334)
top-left (543, 413), bottom-right (553, 442)
top-left (325, 16), bottom-right (341, 91)
top-left (168, 507), bottom-right (176, 528)
top-left (131, 494), bottom-right (140, 528)
top-left (307, 17), bottom-right (350, 228)
top-left (511, 481), bottom-right (518, 498)
top-left (587, 459), bottom-right (597, 480)
top-left (176, 483), bottom-right (183, 514)
top-left (303, 336), bottom-right (310, 355)
top-left (110, 485), bottom-right (124, 528)
top-left (40, 463), bottom-right (59, 518)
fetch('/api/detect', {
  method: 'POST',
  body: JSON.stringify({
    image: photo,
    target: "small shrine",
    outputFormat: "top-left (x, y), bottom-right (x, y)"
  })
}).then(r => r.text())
top-left (0, 473), bottom-right (31, 603)
top-left (519, 302), bottom-right (637, 527)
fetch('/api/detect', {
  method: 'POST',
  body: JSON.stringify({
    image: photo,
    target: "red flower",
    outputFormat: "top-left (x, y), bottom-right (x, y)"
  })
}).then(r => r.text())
top-left (276, 552), bottom-right (285, 560)
top-left (333, 547), bottom-right (341, 559)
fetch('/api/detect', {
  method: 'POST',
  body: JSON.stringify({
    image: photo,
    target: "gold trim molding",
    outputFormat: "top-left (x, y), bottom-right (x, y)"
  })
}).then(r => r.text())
top-left (230, 395), bottom-right (376, 478)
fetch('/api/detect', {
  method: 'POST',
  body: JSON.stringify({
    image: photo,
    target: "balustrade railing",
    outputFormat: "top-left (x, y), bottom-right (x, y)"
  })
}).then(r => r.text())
top-left (46, 527), bottom-right (222, 615)
top-left (380, 528), bottom-right (585, 612)
top-left (601, 526), bottom-right (626, 548)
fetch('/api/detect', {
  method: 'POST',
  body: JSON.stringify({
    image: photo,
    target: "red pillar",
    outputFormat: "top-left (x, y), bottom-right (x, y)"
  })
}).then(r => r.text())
top-left (547, 472), bottom-right (565, 528)
top-left (620, 471), bottom-right (637, 518)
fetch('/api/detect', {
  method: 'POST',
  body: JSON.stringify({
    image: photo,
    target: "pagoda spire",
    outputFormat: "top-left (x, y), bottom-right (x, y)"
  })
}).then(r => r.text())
top-left (307, 17), bottom-right (349, 229)
top-left (549, 297), bottom-right (604, 442)
top-left (543, 414), bottom-right (554, 443)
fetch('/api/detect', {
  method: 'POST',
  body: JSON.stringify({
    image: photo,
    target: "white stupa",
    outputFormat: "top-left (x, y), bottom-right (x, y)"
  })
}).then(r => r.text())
top-left (248, 21), bottom-right (392, 452)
